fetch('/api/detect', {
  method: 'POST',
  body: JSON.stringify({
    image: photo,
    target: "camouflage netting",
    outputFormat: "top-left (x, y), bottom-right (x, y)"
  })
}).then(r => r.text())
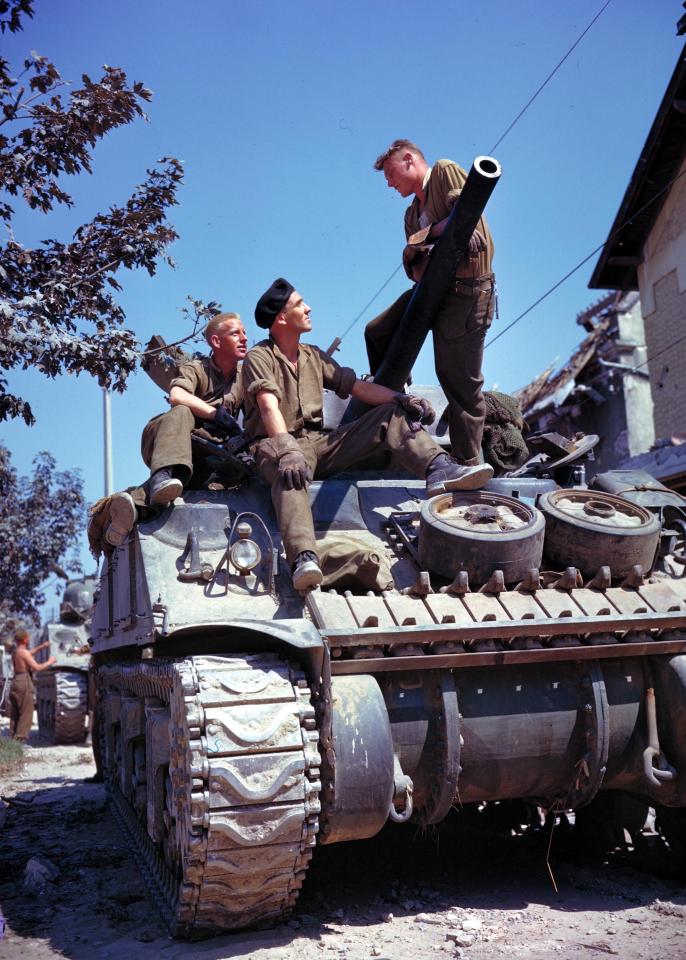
top-left (482, 391), bottom-right (529, 474)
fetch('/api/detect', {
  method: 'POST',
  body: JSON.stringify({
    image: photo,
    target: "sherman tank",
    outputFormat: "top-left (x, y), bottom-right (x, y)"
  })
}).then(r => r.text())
top-left (90, 156), bottom-right (686, 937)
top-left (34, 576), bottom-right (96, 744)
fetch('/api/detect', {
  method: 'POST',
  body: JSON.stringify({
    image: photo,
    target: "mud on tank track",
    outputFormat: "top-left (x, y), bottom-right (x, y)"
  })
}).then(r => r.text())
top-left (99, 653), bottom-right (321, 937)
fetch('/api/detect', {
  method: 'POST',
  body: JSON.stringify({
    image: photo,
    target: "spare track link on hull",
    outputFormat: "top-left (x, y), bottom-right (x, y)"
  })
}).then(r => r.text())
top-left (100, 653), bottom-right (321, 938)
top-left (35, 669), bottom-right (89, 744)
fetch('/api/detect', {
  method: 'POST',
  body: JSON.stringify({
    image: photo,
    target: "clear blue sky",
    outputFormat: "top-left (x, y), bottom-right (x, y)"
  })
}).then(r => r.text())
top-left (2, 0), bottom-right (683, 594)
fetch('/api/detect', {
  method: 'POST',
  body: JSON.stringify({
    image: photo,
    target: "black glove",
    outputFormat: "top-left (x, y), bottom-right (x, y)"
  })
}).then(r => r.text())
top-left (278, 449), bottom-right (312, 491)
top-left (212, 404), bottom-right (240, 435)
top-left (395, 393), bottom-right (436, 426)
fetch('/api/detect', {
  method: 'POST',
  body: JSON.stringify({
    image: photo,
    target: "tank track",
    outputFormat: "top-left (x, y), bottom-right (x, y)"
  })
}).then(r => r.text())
top-left (99, 653), bottom-right (321, 937)
top-left (35, 669), bottom-right (89, 744)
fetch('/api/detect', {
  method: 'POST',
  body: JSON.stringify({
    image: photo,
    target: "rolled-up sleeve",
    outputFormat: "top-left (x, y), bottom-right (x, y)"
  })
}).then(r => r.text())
top-left (315, 348), bottom-right (357, 399)
top-left (170, 360), bottom-right (202, 395)
top-left (242, 350), bottom-right (283, 402)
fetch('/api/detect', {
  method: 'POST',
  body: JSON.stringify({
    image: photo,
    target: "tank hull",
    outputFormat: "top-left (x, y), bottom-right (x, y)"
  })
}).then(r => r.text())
top-left (91, 479), bottom-right (686, 936)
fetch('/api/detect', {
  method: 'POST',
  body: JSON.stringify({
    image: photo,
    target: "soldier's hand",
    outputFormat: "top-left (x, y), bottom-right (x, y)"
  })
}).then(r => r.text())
top-left (212, 405), bottom-right (239, 435)
top-left (278, 450), bottom-right (312, 491)
top-left (467, 229), bottom-right (486, 257)
top-left (395, 394), bottom-right (436, 426)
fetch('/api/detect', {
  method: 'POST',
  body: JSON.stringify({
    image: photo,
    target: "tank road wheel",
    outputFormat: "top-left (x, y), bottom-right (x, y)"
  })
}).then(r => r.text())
top-left (100, 654), bottom-right (320, 938)
top-left (538, 489), bottom-right (661, 581)
top-left (35, 669), bottom-right (89, 744)
top-left (418, 490), bottom-right (545, 584)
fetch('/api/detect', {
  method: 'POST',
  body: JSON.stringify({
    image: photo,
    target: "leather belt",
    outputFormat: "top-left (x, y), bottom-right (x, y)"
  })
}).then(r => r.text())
top-left (455, 272), bottom-right (494, 285)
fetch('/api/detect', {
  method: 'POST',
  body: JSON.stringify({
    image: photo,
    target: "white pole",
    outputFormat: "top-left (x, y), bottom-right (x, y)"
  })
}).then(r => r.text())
top-left (103, 387), bottom-right (113, 496)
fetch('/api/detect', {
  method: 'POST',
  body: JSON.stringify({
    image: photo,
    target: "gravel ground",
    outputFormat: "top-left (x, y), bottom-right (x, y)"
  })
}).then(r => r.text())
top-left (1, 717), bottom-right (686, 960)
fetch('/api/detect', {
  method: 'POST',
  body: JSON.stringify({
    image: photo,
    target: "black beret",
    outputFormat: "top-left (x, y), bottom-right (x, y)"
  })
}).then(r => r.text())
top-left (254, 278), bottom-right (295, 329)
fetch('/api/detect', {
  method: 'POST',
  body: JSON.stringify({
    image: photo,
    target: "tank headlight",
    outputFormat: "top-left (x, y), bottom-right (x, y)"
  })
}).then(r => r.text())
top-left (229, 522), bottom-right (262, 574)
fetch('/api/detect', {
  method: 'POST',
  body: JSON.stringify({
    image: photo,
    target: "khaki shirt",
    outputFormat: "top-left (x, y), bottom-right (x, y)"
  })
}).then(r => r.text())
top-left (169, 356), bottom-right (243, 416)
top-left (404, 159), bottom-right (494, 279)
top-left (242, 339), bottom-right (357, 440)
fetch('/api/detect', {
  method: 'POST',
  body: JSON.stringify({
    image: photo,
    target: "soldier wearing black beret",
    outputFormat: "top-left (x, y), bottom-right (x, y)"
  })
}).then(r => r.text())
top-left (241, 278), bottom-right (492, 591)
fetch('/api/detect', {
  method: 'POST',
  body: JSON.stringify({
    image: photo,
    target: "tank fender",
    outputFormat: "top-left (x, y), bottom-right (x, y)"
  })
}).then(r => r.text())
top-left (318, 675), bottom-right (395, 845)
top-left (159, 619), bottom-right (326, 685)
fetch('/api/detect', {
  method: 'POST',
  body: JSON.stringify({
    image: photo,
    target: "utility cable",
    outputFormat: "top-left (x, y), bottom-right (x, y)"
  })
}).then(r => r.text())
top-left (489, 0), bottom-right (614, 154)
top-left (631, 331), bottom-right (686, 374)
top-left (586, 330), bottom-right (686, 388)
top-left (486, 166), bottom-right (686, 350)
top-left (338, 263), bottom-right (404, 341)
top-left (334, 1), bottom-right (613, 350)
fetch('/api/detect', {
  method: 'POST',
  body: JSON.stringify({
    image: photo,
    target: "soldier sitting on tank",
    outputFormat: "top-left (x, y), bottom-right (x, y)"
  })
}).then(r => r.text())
top-left (96, 312), bottom-right (247, 549)
top-left (241, 278), bottom-right (493, 592)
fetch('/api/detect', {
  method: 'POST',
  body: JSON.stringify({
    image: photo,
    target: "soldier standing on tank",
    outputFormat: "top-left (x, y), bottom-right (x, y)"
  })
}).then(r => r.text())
top-left (241, 278), bottom-right (493, 592)
top-left (9, 628), bottom-right (56, 742)
top-left (98, 312), bottom-right (248, 548)
top-left (366, 139), bottom-right (496, 469)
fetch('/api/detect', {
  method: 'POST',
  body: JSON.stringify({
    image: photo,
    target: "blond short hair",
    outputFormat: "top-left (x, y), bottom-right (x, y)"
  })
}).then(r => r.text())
top-left (374, 139), bottom-right (426, 171)
top-left (204, 312), bottom-right (241, 344)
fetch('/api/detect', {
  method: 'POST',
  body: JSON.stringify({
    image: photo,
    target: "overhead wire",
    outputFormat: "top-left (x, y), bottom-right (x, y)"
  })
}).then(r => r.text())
top-left (485, 165), bottom-right (686, 350)
top-left (588, 329), bottom-right (686, 390)
top-left (336, 0), bottom-right (614, 348)
top-left (631, 330), bottom-right (686, 374)
top-left (488, 0), bottom-right (614, 154)
top-left (337, 263), bottom-right (404, 341)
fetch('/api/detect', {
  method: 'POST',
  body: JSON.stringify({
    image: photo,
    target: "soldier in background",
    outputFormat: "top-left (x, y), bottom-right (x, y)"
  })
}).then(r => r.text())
top-left (9, 628), bottom-right (56, 742)
top-left (367, 139), bottom-right (496, 469)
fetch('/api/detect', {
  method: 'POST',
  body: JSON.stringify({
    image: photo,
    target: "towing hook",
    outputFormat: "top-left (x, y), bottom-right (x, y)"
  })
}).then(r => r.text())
top-left (178, 530), bottom-right (213, 582)
top-left (643, 686), bottom-right (676, 787)
top-left (389, 757), bottom-right (414, 823)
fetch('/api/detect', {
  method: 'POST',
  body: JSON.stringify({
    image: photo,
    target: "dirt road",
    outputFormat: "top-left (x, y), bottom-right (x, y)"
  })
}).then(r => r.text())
top-left (1, 720), bottom-right (686, 960)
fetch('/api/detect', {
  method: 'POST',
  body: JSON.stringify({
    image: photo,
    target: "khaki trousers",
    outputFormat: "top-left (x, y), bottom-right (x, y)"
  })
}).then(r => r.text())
top-left (141, 405), bottom-right (196, 476)
top-left (255, 402), bottom-right (442, 566)
top-left (364, 278), bottom-right (495, 465)
top-left (433, 277), bottom-right (494, 465)
top-left (9, 672), bottom-right (34, 741)
top-left (140, 406), bottom-right (226, 488)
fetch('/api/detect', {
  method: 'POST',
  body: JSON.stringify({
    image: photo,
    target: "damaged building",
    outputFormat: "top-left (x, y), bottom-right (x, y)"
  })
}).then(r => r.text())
top-left (514, 290), bottom-right (654, 479)
top-left (517, 37), bottom-right (686, 493)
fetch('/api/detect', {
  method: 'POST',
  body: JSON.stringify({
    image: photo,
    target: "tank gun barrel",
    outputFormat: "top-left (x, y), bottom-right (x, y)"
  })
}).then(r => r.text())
top-left (342, 154), bottom-right (501, 422)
